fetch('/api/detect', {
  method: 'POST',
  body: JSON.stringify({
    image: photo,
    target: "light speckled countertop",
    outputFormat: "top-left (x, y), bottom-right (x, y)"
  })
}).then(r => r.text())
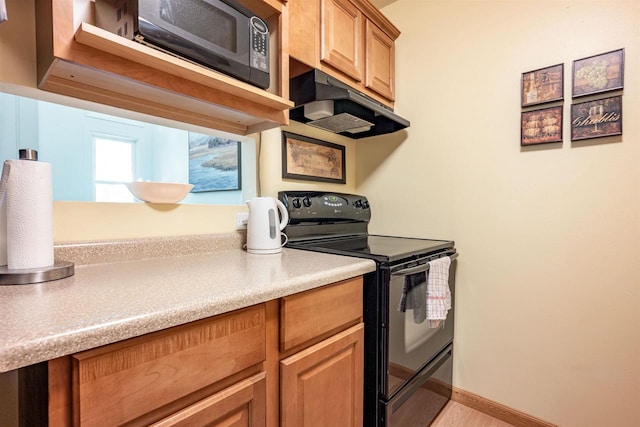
top-left (0, 236), bottom-right (375, 373)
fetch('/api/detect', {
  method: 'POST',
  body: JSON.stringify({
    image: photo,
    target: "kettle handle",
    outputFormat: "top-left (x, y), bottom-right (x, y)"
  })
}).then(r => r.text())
top-left (276, 199), bottom-right (289, 231)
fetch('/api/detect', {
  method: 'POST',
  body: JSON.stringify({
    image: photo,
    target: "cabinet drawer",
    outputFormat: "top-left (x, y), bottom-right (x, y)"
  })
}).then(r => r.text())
top-left (280, 277), bottom-right (362, 352)
top-left (73, 305), bottom-right (266, 426)
top-left (150, 372), bottom-right (266, 427)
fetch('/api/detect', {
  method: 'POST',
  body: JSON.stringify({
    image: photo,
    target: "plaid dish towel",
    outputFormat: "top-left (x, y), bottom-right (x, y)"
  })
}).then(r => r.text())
top-left (426, 256), bottom-right (451, 328)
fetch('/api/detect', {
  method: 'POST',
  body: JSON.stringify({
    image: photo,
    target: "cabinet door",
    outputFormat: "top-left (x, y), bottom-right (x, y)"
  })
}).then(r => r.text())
top-left (150, 372), bottom-right (266, 427)
top-left (320, 0), bottom-right (363, 82)
top-left (365, 20), bottom-right (395, 101)
top-left (280, 324), bottom-right (364, 427)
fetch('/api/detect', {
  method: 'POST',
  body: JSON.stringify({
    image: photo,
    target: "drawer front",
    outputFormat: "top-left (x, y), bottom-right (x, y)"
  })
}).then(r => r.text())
top-left (150, 372), bottom-right (266, 427)
top-left (280, 277), bottom-right (363, 352)
top-left (73, 305), bottom-right (266, 426)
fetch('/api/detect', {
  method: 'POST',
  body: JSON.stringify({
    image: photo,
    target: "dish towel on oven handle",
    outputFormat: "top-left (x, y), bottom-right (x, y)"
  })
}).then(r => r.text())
top-left (426, 256), bottom-right (451, 328)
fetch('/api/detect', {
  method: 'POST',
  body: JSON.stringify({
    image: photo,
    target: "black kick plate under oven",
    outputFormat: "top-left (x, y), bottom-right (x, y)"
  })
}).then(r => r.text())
top-left (279, 191), bottom-right (458, 427)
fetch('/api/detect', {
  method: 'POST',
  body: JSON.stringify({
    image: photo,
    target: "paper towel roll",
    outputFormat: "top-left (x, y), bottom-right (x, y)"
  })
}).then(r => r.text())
top-left (0, 162), bottom-right (9, 266)
top-left (1, 159), bottom-right (54, 269)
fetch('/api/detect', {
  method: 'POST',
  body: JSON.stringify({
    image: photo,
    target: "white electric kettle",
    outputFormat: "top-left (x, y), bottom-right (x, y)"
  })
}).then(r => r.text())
top-left (246, 197), bottom-right (289, 254)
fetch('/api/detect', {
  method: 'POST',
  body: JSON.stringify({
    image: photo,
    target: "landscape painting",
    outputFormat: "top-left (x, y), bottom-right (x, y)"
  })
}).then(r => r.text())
top-left (189, 132), bottom-right (241, 192)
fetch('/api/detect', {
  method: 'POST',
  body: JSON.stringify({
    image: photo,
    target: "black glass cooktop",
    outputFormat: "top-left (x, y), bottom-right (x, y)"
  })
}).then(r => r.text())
top-left (287, 234), bottom-right (454, 264)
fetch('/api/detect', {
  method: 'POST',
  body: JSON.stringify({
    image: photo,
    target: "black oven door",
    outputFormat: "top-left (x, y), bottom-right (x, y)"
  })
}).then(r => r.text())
top-left (382, 254), bottom-right (456, 399)
top-left (383, 344), bottom-right (453, 426)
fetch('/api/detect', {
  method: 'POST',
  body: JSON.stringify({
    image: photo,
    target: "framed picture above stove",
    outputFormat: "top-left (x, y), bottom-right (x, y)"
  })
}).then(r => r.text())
top-left (282, 132), bottom-right (346, 184)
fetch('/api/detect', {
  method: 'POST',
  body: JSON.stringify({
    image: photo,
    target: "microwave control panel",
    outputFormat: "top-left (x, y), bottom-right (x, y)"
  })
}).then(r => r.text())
top-left (250, 16), bottom-right (269, 72)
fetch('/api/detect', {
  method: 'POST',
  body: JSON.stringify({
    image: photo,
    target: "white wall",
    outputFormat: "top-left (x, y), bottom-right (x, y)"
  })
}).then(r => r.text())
top-left (358, 1), bottom-right (640, 426)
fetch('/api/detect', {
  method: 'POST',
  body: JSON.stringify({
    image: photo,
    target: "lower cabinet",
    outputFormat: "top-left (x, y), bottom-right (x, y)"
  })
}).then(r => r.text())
top-left (47, 277), bottom-right (363, 426)
top-left (280, 324), bottom-right (364, 427)
top-left (278, 276), bottom-right (364, 427)
top-left (50, 305), bottom-right (267, 426)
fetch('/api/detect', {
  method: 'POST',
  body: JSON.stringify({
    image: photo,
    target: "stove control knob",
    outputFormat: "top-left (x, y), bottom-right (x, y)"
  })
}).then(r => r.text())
top-left (354, 200), bottom-right (363, 208)
top-left (292, 198), bottom-right (301, 209)
top-left (362, 201), bottom-right (370, 209)
top-left (302, 196), bottom-right (312, 207)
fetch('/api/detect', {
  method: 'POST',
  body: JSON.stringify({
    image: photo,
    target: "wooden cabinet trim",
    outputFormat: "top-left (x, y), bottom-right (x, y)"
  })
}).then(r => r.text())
top-left (48, 357), bottom-right (72, 427)
top-left (350, 0), bottom-right (400, 39)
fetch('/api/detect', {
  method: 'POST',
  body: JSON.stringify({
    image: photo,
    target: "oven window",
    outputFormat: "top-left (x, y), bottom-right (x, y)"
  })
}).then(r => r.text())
top-left (159, 0), bottom-right (237, 52)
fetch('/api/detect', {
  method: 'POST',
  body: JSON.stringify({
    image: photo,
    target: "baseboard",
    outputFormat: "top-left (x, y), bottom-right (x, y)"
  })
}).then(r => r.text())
top-left (451, 387), bottom-right (557, 427)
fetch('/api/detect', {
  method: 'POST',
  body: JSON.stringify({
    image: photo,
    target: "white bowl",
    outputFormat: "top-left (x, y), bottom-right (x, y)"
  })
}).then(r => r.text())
top-left (125, 182), bottom-right (194, 204)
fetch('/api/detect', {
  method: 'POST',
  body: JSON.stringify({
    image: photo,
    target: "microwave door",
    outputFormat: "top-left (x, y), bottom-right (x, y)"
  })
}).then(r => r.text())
top-left (138, 0), bottom-right (250, 74)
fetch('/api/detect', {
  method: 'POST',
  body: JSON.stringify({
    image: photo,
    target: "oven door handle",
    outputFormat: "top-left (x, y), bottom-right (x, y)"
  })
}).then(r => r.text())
top-left (391, 252), bottom-right (458, 276)
top-left (391, 263), bottom-right (431, 276)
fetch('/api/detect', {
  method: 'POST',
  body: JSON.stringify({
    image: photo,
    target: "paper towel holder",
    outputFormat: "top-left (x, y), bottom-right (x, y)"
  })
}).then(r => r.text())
top-left (0, 261), bottom-right (74, 286)
top-left (19, 148), bottom-right (39, 161)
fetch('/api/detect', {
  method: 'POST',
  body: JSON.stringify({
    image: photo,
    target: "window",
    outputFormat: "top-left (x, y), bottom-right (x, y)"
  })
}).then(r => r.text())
top-left (94, 137), bottom-right (135, 202)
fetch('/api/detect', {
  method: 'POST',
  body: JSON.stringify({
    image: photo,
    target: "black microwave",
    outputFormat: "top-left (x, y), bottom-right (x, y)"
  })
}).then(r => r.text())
top-left (95, 0), bottom-right (270, 89)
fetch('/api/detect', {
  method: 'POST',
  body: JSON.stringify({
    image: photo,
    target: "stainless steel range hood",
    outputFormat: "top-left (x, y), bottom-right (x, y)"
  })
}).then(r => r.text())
top-left (289, 69), bottom-right (410, 139)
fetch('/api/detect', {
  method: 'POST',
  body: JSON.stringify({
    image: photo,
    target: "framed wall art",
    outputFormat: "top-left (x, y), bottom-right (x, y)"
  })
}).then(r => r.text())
top-left (521, 106), bottom-right (563, 146)
top-left (570, 95), bottom-right (622, 141)
top-left (282, 132), bottom-right (346, 184)
top-left (572, 48), bottom-right (624, 98)
top-left (188, 132), bottom-right (241, 192)
top-left (521, 63), bottom-right (564, 107)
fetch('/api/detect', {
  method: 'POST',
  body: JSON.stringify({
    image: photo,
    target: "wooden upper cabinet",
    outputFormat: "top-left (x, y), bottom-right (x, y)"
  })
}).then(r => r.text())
top-left (365, 20), bottom-right (395, 101)
top-left (289, 0), bottom-right (400, 106)
top-left (320, 0), bottom-right (364, 82)
top-left (35, 0), bottom-right (292, 136)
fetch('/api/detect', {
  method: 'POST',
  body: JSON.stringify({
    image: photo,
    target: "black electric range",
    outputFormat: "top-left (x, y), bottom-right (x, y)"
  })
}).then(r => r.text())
top-left (279, 191), bottom-right (457, 427)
